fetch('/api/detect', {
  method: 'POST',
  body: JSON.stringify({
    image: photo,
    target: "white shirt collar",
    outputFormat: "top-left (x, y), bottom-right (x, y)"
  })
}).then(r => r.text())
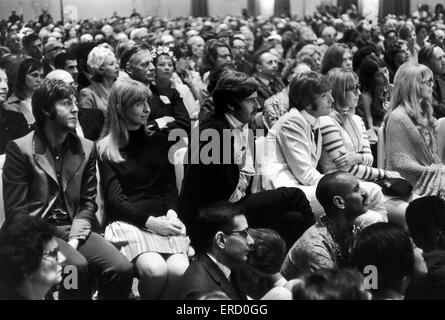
top-left (224, 113), bottom-right (247, 131)
top-left (300, 110), bottom-right (319, 129)
top-left (207, 253), bottom-right (231, 279)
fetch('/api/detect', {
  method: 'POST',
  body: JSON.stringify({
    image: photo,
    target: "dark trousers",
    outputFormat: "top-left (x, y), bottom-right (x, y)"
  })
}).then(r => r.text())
top-left (55, 229), bottom-right (134, 300)
top-left (237, 187), bottom-right (315, 248)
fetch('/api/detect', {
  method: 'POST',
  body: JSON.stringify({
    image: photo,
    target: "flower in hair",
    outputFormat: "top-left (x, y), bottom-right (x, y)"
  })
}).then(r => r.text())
top-left (151, 46), bottom-right (176, 62)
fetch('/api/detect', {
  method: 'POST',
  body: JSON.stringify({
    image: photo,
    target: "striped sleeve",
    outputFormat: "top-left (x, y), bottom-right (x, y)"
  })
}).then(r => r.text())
top-left (320, 117), bottom-right (385, 180)
top-left (357, 116), bottom-right (374, 166)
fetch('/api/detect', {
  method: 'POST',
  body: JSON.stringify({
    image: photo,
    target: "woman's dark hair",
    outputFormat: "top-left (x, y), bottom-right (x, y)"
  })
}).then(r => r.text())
top-left (384, 40), bottom-right (408, 77)
top-left (289, 71), bottom-right (331, 110)
top-left (0, 216), bottom-right (55, 287)
top-left (352, 45), bottom-right (379, 72)
top-left (14, 58), bottom-right (43, 100)
top-left (74, 42), bottom-right (96, 89)
top-left (359, 54), bottom-right (387, 93)
top-left (320, 43), bottom-right (351, 75)
top-left (32, 79), bottom-right (76, 130)
top-left (247, 228), bottom-right (287, 274)
top-left (352, 222), bottom-right (415, 292)
top-left (292, 268), bottom-right (369, 300)
top-left (173, 42), bottom-right (192, 60)
top-left (153, 51), bottom-right (175, 69)
top-left (418, 44), bottom-right (438, 69)
top-left (212, 69), bottom-right (258, 114)
top-left (207, 62), bottom-right (234, 94)
top-left (406, 196), bottom-right (445, 252)
top-left (340, 29), bottom-right (360, 47)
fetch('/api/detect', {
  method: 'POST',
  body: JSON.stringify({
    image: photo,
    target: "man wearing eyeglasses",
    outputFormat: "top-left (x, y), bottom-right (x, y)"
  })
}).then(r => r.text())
top-left (180, 202), bottom-right (254, 300)
top-left (42, 41), bottom-right (65, 76)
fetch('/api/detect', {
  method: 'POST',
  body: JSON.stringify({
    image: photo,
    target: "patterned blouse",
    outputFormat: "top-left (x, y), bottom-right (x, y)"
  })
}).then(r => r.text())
top-left (263, 87), bottom-right (289, 129)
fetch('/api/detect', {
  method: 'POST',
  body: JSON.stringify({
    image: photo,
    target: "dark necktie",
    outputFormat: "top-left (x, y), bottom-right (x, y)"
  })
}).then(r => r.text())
top-left (312, 127), bottom-right (320, 147)
top-left (229, 272), bottom-right (245, 300)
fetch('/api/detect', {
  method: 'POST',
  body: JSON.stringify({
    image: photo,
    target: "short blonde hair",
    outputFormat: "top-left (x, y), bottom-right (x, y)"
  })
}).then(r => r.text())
top-left (327, 67), bottom-right (358, 112)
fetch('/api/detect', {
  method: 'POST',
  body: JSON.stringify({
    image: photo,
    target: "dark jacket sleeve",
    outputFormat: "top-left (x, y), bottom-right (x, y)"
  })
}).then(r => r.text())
top-left (68, 146), bottom-right (98, 240)
top-left (2, 140), bottom-right (31, 220)
top-left (0, 109), bottom-right (30, 155)
top-left (99, 159), bottom-right (148, 227)
top-left (78, 108), bottom-right (105, 141)
top-left (162, 161), bottom-right (179, 213)
top-left (169, 88), bottom-right (191, 133)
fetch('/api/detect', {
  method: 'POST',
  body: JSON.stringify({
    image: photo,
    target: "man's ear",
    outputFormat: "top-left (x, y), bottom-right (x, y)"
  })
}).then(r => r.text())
top-left (215, 231), bottom-right (226, 249)
top-left (42, 106), bottom-right (52, 117)
top-left (256, 63), bottom-right (262, 73)
top-left (227, 103), bottom-right (236, 112)
top-left (125, 64), bottom-right (132, 76)
top-left (333, 196), bottom-right (345, 210)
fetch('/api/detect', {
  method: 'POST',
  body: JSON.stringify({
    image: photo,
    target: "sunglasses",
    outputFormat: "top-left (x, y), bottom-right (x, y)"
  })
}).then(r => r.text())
top-left (346, 84), bottom-right (361, 93)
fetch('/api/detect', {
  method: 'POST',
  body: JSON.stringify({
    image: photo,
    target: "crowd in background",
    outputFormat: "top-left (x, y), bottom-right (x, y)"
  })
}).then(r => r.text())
top-left (1, 3), bottom-right (445, 300)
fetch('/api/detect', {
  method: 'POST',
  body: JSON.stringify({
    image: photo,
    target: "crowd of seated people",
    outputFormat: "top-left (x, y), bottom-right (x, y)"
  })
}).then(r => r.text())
top-left (1, 3), bottom-right (445, 300)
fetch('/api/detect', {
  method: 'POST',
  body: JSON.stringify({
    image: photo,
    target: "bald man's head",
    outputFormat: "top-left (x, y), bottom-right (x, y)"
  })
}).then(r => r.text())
top-left (46, 69), bottom-right (76, 90)
top-left (316, 172), bottom-right (369, 219)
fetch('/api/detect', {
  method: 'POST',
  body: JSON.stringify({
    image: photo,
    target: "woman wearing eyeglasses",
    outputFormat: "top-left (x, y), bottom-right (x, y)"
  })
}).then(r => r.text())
top-left (319, 68), bottom-right (407, 226)
top-left (0, 216), bottom-right (65, 300)
top-left (384, 62), bottom-right (445, 199)
top-left (319, 68), bottom-right (402, 180)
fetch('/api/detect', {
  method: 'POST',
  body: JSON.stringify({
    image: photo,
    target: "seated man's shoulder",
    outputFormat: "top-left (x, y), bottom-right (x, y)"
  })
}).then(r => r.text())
top-left (181, 255), bottom-right (222, 299)
top-left (9, 130), bottom-right (35, 150)
top-left (288, 222), bottom-right (330, 253)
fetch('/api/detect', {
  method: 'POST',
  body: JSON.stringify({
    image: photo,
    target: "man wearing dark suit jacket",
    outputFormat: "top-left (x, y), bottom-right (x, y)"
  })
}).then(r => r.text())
top-left (2, 79), bottom-right (133, 299)
top-left (180, 202), bottom-right (253, 300)
top-left (180, 70), bottom-right (314, 248)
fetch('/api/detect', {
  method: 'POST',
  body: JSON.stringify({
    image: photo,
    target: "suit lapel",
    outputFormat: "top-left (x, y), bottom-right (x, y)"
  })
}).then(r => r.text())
top-left (200, 255), bottom-right (241, 300)
top-left (61, 150), bottom-right (85, 192)
top-left (34, 148), bottom-right (58, 185)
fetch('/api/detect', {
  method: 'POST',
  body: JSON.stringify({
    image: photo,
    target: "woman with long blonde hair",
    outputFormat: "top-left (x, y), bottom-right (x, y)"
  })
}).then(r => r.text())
top-left (97, 78), bottom-right (190, 299)
top-left (384, 62), bottom-right (445, 198)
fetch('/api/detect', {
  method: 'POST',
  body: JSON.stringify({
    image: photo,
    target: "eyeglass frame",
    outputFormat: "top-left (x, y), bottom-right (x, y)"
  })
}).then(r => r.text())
top-left (42, 247), bottom-right (60, 263)
top-left (420, 78), bottom-right (435, 87)
top-left (345, 83), bottom-right (361, 94)
top-left (224, 227), bottom-right (251, 239)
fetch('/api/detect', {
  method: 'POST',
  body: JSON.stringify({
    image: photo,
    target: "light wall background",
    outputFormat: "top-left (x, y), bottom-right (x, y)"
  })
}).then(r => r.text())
top-left (0, 0), bottom-right (444, 21)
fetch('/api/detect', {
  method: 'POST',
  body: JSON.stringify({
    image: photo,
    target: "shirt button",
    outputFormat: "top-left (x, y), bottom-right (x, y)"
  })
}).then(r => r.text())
top-left (56, 156), bottom-right (60, 160)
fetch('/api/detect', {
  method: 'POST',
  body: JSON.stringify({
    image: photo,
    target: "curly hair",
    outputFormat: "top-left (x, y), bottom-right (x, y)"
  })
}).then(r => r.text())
top-left (0, 216), bottom-right (55, 287)
top-left (247, 228), bottom-right (287, 274)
